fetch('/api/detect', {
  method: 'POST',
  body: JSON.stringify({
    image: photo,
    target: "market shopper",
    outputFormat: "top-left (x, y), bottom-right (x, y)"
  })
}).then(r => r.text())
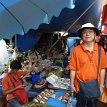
top-left (2, 60), bottom-right (36, 107)
top-left (68, 23), bottom-right (107, 107)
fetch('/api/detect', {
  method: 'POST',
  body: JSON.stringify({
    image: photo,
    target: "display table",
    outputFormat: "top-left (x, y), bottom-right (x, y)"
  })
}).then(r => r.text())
top-left (25, 90), bottom-right (68, 107)
top-left (46, 90), bottom-right (67, 107)
top-left (32, 89), bottom-right (68, 107)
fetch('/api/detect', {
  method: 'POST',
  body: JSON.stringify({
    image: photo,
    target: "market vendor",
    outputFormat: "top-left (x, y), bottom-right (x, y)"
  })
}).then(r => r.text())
top-left (2, 60), bottom-right (37, 107)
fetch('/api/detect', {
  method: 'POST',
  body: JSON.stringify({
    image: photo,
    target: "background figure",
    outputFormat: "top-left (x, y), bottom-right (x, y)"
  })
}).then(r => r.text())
top-left (67, 37), bottom-right (80, 55)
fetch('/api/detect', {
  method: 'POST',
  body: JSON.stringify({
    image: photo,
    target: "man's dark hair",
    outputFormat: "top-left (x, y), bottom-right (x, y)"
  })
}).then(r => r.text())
top-left (10, 60), bottom-right (22, 69)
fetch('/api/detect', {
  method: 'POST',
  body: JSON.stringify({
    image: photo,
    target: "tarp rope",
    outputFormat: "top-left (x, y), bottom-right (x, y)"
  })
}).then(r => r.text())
top-left (48, 0), bottom-right (98, 51)
top-left (0, 2), bottom-right (25, 34)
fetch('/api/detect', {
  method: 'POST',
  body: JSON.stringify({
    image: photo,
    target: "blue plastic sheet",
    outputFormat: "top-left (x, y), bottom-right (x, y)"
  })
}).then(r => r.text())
top-left (46, 90), bottom-right (67, 107)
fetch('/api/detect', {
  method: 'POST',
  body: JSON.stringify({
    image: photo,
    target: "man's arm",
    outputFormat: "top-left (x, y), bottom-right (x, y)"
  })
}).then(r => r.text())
top-left (70, 70), bottom-right (77, 92)
top-left (100, 68), bottom-right (105, 94)
top-left (70, 70), bottom-right (76, 85)
top-left (3, 85), bottom-right (24, 94)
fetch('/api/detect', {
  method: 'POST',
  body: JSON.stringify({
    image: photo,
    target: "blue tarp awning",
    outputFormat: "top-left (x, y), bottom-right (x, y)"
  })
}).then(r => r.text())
top-left (0, 0), bottom-right (103, 39)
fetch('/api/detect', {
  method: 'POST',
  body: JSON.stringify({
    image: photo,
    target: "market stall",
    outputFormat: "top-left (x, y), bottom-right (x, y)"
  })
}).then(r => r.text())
top-left (0, 46), bottom-right (73, 107)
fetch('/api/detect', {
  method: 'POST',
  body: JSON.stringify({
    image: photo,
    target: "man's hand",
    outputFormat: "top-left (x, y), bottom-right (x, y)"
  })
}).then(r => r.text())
top-left (70, 84), bottom-right (77, 93)
top-left (16, 85), bottom-right (24, 90)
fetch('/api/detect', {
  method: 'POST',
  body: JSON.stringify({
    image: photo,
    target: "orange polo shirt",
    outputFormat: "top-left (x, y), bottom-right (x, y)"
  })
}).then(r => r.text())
top-left (68, 43), bottom-right (107, 91)
top-left (2, 70), bottom-right (27, 101)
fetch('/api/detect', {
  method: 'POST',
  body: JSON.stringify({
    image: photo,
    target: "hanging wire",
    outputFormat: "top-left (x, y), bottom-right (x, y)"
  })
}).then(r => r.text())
top-left (48, 0), bottom-right (98, 51)
top-left (0, 1), bottom-right (25, 34)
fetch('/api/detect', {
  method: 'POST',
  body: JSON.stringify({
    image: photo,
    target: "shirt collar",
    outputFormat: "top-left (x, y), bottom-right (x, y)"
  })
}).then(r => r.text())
top-left (81, 42), bottom-right (98, 52)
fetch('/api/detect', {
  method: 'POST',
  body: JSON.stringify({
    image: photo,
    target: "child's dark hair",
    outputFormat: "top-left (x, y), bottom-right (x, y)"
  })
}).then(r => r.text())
top-left (10, 60), bottom-right (22, 69)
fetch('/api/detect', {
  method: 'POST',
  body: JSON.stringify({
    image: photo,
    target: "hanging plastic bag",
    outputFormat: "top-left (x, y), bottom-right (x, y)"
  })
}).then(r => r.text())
top-left (0, 39), bottom-right (9, 66)
top-left (11, 50), bottom-right (17, 60)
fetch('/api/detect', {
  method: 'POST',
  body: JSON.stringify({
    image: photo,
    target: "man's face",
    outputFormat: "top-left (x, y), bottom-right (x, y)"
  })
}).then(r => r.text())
top-left (11, 69), bottom-right (19, 75)
top-left (81, 28), bottom-right (96, 42)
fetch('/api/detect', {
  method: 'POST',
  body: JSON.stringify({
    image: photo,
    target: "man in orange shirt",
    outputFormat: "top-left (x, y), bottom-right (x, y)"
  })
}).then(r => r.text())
top-left (2, 60), bottom-right (34, 107)
top-left (68, 23), bottom-right (107, 107)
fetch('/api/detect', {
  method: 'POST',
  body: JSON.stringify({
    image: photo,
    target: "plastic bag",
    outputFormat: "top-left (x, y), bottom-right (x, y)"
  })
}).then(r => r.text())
top-left (11, 50), bottom-right (17, 60)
